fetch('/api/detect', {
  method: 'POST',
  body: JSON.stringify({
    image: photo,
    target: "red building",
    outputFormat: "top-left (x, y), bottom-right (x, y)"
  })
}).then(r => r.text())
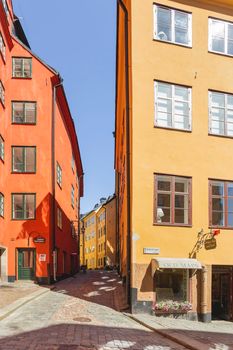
top-left (0, 0), bottom-right (84, 283)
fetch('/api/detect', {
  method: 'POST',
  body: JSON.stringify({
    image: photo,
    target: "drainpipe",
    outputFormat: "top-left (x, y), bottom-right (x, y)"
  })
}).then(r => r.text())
top-left (51, 76), bottom-right (63, 282)
top-left (200, 265), bottom-right (208, 322)
top-left (117, 0), bottom-right (131, 307)
top-left (77, 173), bottom-right (84, 270)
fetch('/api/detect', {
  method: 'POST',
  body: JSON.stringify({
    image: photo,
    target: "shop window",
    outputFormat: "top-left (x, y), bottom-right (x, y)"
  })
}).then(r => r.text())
top-left (12, 101), bottom-right (36, 124)
top-left (12, 57), bottom-right (32, 78)
top-left (154, 81), bottom-right (192, 131)
top-left (12, 146), bottom-right (36, 173)
top-left (155, 269), bottom-right (188, 302)
top-left (154, 174), bottom-right (192, 225)
top-left (209, 180), bottom-right (233, 227)
top-left (209, 18), bottom-right (233, 56)
top-left (12, 193), bottom-right (36, 220)
top-left (154, 5), bottom-right (192, 46)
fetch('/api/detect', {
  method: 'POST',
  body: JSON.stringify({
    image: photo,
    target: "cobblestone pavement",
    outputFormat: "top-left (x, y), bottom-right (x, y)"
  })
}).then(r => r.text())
top-left (0, 281), bottom-right (41, 308)
top-left (133, 314), bottom-right (233, 350)
top-left (0, 271), bottom-right (187, 350)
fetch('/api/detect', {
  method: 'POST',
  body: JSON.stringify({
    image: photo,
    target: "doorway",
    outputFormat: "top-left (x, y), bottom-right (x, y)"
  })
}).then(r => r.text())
top-left (212, 266), bottom-right (233, 320)
top-left (0, 248), bottom-right (7, 281)
top-left (18, 249), bottom-right (36, 280)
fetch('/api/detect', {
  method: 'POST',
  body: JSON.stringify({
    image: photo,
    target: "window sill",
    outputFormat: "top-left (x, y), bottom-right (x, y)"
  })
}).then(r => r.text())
top-left (11, 172), bottom-right (36, 174)
top-left (209, 226), bottom-right (233, 230)
top-left (153, 223), bottom-right (192, 228)
top-left (12, 218), bottom-right (36, 221)
top-left (154, 125), bottom-right (192, 133)
top-left (12, 122), bottom-right (36, 126)
top-left (153, 38), bottom-right (192, 49)
top-left (208, 132), bottom-right (233, 140)
top-left (12, 76), bottom-right (32, 80)
top-left (208, 50), bottom-right (233, 59)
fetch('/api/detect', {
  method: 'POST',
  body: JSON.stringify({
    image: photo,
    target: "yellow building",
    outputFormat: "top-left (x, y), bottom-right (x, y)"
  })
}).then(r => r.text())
top-left (80, 196), bottom-right (117, 270)
top-left (115, 0), bottom-right (233, 321)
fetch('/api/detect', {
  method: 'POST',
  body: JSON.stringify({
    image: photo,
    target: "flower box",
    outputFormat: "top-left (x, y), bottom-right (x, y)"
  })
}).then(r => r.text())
top-left (152, 300), bottom-right (192, 314)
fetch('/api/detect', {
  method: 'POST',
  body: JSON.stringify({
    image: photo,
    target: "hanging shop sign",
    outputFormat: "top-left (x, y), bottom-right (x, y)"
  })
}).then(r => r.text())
top-left (39, 254), bottom-right (46, 262)
top-left (205, 238), bottom-right (217, 250)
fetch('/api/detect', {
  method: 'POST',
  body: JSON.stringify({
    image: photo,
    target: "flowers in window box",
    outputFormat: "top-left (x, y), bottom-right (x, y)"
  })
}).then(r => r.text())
top-left (153, 300), bottom-right (192, 313)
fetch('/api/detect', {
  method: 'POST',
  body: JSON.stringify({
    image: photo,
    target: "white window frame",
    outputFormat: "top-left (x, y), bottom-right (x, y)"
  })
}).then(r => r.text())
top-left (209, 18), bottom-right (233, 56)
top-left (209, 90), bottom-right (233, 137)
top-left (153, 4), bottom-right (192, 47)
top-left (0, 81), bottom-right (5, 105)
top-left (0, 33), bottom-right (6, 60)
top-left (154, 81), bottom-right (192, 131)
top-left (0, 193), bottom-right (4, 217)
top-left (0, 135), bottom-right (4, 160)
top-left (56, 162), bottom-right (62, 187)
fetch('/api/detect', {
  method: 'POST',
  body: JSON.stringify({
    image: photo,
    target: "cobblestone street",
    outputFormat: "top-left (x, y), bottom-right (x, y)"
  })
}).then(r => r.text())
top-left (0, 271), bottom-right (187, 350)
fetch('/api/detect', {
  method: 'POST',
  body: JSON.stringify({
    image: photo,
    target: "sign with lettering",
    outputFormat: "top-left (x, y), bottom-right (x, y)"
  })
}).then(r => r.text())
top-left (205, 238), bottom-right (217, 250)
top-left (143, 247), bottom-right (160, 255)
top-left (33, 236), bottom-right (46, 243)
top-left (39, 254), bottom-right (46, 262)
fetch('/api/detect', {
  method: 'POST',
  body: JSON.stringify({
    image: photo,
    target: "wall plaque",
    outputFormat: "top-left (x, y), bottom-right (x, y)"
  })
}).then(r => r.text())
top-left (143, 247), bottom-right (160, 255)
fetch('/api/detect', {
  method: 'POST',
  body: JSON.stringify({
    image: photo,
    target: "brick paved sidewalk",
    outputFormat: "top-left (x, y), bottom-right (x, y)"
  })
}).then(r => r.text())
top-left (0, 281), bottom-right (44, 309)
top-left (129, 314), bottom-right (233, 350)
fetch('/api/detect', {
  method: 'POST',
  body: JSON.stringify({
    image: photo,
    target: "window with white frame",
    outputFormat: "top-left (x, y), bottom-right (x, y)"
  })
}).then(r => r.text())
top-left (0, 81), bottom-right (4, 105)
top-left (154, 81), bottom-right (192, 131)
top-left (71, 185), bottom-right (75, 208)
top-left (56, 162), bottom-right (62, 187)
top-left (0, 33), bottom-right (6, 59)
top-left (57, 207), bottom-right (62, 229)
top-left (0, 135), bottom-right (4, 161)
top-left (209, 91), bottom-right (233, 136)
top-left (154, 5), bottom-right (192, 46)
top-left (209, 18), bottom-right (233, 56)
top-left (0, 193), bottom-right (4, 217)
top-left (12, 57), bottom-right (32, 78)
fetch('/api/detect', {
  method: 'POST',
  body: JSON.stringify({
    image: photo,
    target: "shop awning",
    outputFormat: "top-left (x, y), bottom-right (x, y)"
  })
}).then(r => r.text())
top-left (151, 258), bottom-right (202, 276)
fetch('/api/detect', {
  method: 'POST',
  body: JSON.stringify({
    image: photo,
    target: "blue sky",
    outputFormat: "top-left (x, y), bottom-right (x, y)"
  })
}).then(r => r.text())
top-left (13, 0), bottom-right (116, 214)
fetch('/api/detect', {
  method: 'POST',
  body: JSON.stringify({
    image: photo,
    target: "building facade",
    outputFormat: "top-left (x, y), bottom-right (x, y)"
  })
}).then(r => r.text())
top-left (115, 0), bottom-right (233, 321)
top-left (80, 196), bottom-right (117, 270)
top-left (0, 0), bottom-right (83, 283)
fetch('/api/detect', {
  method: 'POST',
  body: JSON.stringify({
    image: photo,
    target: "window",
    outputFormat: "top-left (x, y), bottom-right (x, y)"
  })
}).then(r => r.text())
top-left (209, 91), bottom-right (233, 137)
top-left (71, 153), bottom-right (75, 171)
top-left (12, 101), bottom-right (36, 124)
top-left (71, 185), bottom-right (75, 208)
top-left (13, 58), bottom-right (32, 78)
top-left (154, 174), bottom-right (192, 225)
top-left (57, 207), bottom-right (62, 229)
top-left (154, 81), bottom-right (191, 131)
top-left (0, 193), bottom-right (4, 217)
top-left (0, 135), bottom-right (4, 161)
top-left (154, 5), bottom-right (192, 46)
top-left (0, 33), bottom-right (6, 59)
top-left (2, 0), bottom-right (9, 18)
top-left (209, 18), bottom-right (233, 56)
top-left (0, 81), bottom-right (4, 105)
top-left (209, 180), bottom-right (233, 228)
top-left (56, 162), bottom-right (62, 187)
top-left (12, 193), bottom-right (36, 220)
top-left (12, 146), bottom-right (36, 173)
top-left (155, 269), bottom-right (188, 302)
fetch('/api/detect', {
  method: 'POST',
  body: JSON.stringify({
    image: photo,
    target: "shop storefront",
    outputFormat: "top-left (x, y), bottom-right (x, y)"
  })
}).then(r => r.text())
top-left (152, 258), bottom-right (202, 317)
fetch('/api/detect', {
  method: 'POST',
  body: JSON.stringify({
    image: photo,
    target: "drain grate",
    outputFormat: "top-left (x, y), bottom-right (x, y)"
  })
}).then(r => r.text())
top-left (73, 317), bottom-right (92, 323)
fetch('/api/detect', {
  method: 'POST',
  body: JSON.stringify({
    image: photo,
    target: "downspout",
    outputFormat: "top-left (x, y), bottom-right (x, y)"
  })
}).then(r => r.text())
top-left (117, 0), bottom-right (131, 306)
top-left (51, 77), bottom-right (63, 282)
top-left (77, 173), bottom-right (84, 270)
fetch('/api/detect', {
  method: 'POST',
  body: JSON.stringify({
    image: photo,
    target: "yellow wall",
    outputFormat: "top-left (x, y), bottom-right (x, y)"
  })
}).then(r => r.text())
top-left (116, 0), bottom-right (233, 311)
top-left (81, 212), bottom-right (97, 269)
top-left (96, 207), bottom-right (106, 268)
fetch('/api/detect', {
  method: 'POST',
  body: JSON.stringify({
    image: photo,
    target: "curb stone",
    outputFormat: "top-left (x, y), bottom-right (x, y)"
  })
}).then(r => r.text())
top-left (0, 286), bottom-right (55, 321)
top-left (123, 313), bottom-right (210, 350)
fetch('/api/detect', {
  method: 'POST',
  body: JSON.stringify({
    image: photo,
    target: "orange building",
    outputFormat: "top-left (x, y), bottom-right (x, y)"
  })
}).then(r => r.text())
top-left (116, 0), bottom-right (233, 321)
top-left (0, 0), bottom-right (83, 283)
